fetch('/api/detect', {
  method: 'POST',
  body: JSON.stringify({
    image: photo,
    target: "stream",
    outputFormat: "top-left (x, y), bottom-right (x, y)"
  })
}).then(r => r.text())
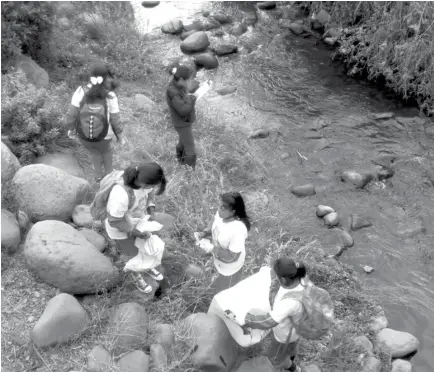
top-left (132, 2), bottom-right (434, 371)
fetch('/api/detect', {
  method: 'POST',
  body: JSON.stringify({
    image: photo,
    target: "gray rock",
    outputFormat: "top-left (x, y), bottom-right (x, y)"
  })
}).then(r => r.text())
top-left (34, 152), bottom-right (83, 178)
top-left (362, 265), bottom-right (375, 274)
top-left (374, 112), bottom-right (394, 120)
top-left (242, 12), bottom-right (258, 26)
top-left (243, 191), bottom-right (269, 210)
top-left (249, 129), bottom-right (270, 139)
top-left (286, 22), bottom-right (304, 35)
top-left (351, 214), bottom-right (372, 231)
top-left (150, 344), bottom-right (167, 371)
top-left (339, 229), bottom-right (354, 248)
top-left (185, 264), bottom-right (204, 279)
top-left (16, 54), bottom-right (49, 88)
top-left (303, 364), bottom-right (322, 372)
top-left (314, 9), bottom-right (330, 25)
top-left (212, 13), bottom-right (232, 24)
top-left (1, 141), bottom-right (21, 184)
top-left (193, 52), bottom-right (219, 70)
top-left (116, 350), bottom-right (150, 372)
top-left (181, 31), bottom-right (210, 54)
top-left (316, 205), bottom-right (335, 217)
top-left (340, 170), bottom-right (374, 189)
top-left (324, 37), bottom-right (338, 46)
top-left (354, 335), bottom-right (374, 355)
top-left (369, 315), bottom-right (388, 333)
top-left (56, 3), bottom-right (75, 17)
top-left (161, 19), bottom-right (183, 34)
top-left (291, 184), bottom-right (316, 197)
top-left (202, 10), bottom-right (210, 17)
top-left (362, 356), bottom-right (381, 372)
top-left (216, 86), bottom-right (237, 95)
top-left (203, 17), bottom-right (221, 31)
top-left (72, 204), bottom-right (94, 228)
top-left (142, 1), bottom-right (160, 9)
top-left (280, 153), bottom-right (290, 160)
top-left (391, 359), bottom-right (412, 372)
top-left (135, 94), bottom-right (157, 112)
top-left (79, 228), bottom-right (106, 252)
top-left (180, 30), bottom-right (198, 40)
top-left (213, 44), bottom-right (238, 56)
top-left (324, 212), bottom-right (339, 227)
top-left (235, 356), bottom-right (276, 372)
top-left (396, 225), bottom-right (425, 239)
top-left (106, 303), bottom-right (149, 356)
top-left (31, 293), bottom-right (89, 347)
top-left (153, 324), bottom-right (175, 351)
top-left (24, 221), bottom-right (120, 294)
top-left (87, 345), bottom-right (112, 372)
top-left (376, 328), bottom-right (419, 358)
top-left (230, 22), bottom-right (248, 36)
top-left (1, 209), bottom-right (21, 254)
top-left (257, 2), bottom-right (277, 10)
top-left (183, 20), bottom-right (204, 32)
top-left (12, 164), bottom-right (90, 222)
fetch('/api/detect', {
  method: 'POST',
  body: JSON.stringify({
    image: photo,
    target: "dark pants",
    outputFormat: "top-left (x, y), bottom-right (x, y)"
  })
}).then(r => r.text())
top-left (265, 334), bottom-right (299, 370)
top-left (210, 269), bottom-right (242, 294)
top-left (80, 138), bottom-right (113, 179)
top-left (174, 125), bottom-right (196, 169)
top-left (115, 237), bottom-right (138, 258)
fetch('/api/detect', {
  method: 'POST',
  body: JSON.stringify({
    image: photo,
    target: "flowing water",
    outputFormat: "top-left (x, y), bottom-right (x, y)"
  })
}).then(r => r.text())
top-left (132, 2), bottom-right (434, 370)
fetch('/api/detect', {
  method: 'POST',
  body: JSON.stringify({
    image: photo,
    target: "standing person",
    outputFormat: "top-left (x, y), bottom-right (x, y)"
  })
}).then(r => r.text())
top-left (243, 257), bottom-right (306, 372)
top-left (196, 192), bottom-right (250, 293)
top-left (166, 64), bottom-right (198, 169)
top-left (103, 162), bottom-right (167, 294)
top-left (66, 63), bottom-right (125, 182)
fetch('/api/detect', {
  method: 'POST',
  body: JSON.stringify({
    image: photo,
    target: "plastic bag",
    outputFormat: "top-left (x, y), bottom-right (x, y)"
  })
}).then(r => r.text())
top-left (208, 266), bottom-right (272, 347)
top-left (124, 235), bottom-right (165, 272)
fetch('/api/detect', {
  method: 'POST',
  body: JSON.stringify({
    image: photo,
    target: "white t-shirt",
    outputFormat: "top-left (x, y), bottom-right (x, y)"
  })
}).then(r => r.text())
top-left (211, 212), bottom-right (248, 276)
top-left (104, 183), bottom-right (155, 240)
top-left (71, 85), bottom-right (120, 140)
top-left (270, 282), bottom-right (305, 343)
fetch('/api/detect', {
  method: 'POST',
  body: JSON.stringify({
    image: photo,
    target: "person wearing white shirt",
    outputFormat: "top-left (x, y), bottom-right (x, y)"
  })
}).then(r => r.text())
top-left (243, 257), bottom-right (307, 372)
top-left (196, 192), bottom-right (250, 293)
top-left (66, 63), bottom-right (125, 182)
top-left (105, 162), bottom-right (167, 294)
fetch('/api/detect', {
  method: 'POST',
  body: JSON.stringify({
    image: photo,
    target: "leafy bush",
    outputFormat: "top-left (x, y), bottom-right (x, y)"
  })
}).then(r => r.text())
top-left (1, 1), bottom-right (55, 72)
top-left (1, 70), bottom-right (77, 165)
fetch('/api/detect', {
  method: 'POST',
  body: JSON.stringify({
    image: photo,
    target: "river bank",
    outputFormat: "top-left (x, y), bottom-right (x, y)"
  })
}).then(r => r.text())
top-left (1, 1), bottom-right (433, 372)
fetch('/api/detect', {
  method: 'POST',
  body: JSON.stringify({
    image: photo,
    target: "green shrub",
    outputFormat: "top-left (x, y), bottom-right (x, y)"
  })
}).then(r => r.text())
top-left (1, 70), bottom-right (77, 165)
top-left (1, 1), bottom-right (55, 72)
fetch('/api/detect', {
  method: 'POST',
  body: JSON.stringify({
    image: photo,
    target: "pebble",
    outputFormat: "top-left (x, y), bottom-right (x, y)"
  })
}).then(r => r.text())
top-left (362, 265), bottom-right (375, 274)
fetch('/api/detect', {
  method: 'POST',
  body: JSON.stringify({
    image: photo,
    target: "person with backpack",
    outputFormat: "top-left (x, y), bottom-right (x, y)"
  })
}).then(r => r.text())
top-left (91, 162), bottom-right (167, 294)
top-left (242, 257), bottom-right (334, 372)
top-left (195, 192), bottom-right (251, 293)
top-left (166, 64), bottom-right (198, 169)
top-left (66, 63), bottom-right (125, 182)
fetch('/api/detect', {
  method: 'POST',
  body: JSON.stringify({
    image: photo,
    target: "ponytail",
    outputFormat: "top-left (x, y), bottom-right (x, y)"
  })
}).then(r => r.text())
top-left (157, 174), bottom-right (167, 195)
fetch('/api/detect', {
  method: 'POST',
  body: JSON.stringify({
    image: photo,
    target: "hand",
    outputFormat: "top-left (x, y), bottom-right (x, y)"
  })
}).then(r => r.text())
top-left (67, 129), bottom-right (76, 139)
top-left (241, 325), bottom-right (252, 335)
top-left (131, 229), bottom-right (151, 239)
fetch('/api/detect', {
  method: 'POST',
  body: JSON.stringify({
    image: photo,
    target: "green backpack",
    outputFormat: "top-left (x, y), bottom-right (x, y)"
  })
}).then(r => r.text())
top-left (282, 279), bottom-right (335, 340)
top-left (90, 171), bottom-right (134, 221)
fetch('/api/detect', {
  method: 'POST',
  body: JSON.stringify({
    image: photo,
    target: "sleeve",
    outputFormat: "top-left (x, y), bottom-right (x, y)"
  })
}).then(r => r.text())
top-left (107, 93), bottom-right (120, 113)
top-left (71, 86), bottom-right (85, 108)
top-left (270, 299), bottom-right (302, 323)
top-left (168, 89), bottom-right (197, 117)
top-left (107, 185), bottom-right (129, 218)
top-left (227, 224), bottom-right (247, 253)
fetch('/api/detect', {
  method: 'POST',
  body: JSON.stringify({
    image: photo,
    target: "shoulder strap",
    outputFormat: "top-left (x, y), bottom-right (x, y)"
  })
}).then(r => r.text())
top-left (79, 85), bottom-right (90, 109)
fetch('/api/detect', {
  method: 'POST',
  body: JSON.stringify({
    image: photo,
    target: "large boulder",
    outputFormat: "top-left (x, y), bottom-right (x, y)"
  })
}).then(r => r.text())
top-left (79, 228), bottom-right (106, 252)
top-left (242, 12), bottom-right (258, 26)
top-left (362, 356), bottom-right (381, 372)
top-left (31, 293), bottom-right (89, 347)
top-left (24, 220), bottom-right (120, 294)
top-left (116, 350), bottom-right (149, 372)
top-left (212, 13), bottom-right (232, 24)
top-left (1, 209), bottom-right (21, 254)
top-left (152, 323), bottom-right (175, 351)
top-left (1, 141), bottom-right (20, 184)
top-left (376, 328), bottom-right (419, 358)
top-left (230, 22), bottom-right (248, 37)
top-left (180, 30), bottom-right (199, 40)
top-left (369, 315), bottom-right (388, 333)
top-left (33, 152), bottom-right (83, 178)
top-left (12, 164), bottom-right (90, 222)
top-left (181, 31), bottom-right (210, 53)
top-left (150, 344), bottom-right (167, 371)
top-left (203, 17), bottom-right (221, 31)
top-left (212, 44), bottom-right (238, 56)
top-left (391, 359), bottom-right (412, 372)
top-left (235, 356), bottom-right (276, 372)
top-left (72, 204), bottom-right (94, 228)
top-left (142, 1), bottom-right (160, 8)
top-left (176, 313), bottom-right (238, 372)
top-left (194, 52), bottom-right (219, 70)
top-left (257, 2), bottom-right (277, 10)
top-left (106, 302), bottom-right (149, 356)
top-left (353, 335), bottom-right (374, 355)
top-left (183, 20), bottom-right (205, 32)
top-left (16, 54), bottom-right (49, 88)
top-left (161, 19), bottom-right (183, 34)
top-left (87, 345), bottom-right (113, 372)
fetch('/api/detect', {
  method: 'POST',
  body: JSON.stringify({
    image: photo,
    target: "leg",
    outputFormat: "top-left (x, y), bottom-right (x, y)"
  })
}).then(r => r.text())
top-left (80, 139), bottom-right (104, 180)
top-left (115, 237), bottom-right (138, 258)
top-left (211, 269), bottom-right (242, 294)
top-left (174, 127), bottom-right (185, 164)
top-left (286, 340), bottom-right (300, 371)
top-left (100, 139), bottom-right (114, 176)
top-left (176, 125), bottom-right (196, 169)
top-left (265, 336), bottom-right (291, 370)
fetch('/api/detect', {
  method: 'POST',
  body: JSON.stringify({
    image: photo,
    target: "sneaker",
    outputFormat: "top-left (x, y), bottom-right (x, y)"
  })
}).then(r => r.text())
top-left (147, 268), bottom-right (164, 281)
top-left (131, 273), bottom-right (153, 294)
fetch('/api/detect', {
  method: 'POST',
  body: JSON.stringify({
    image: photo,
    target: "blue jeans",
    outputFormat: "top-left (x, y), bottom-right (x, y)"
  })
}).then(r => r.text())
top-left (174, 125), bottom-right (196, 168)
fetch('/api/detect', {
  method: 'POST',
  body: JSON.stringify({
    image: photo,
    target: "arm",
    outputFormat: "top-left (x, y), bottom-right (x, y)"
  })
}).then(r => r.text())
top-left (66, 87), bottom-right (84, 131)
top-left (146, 189), bottom-right (156, 217)
top-left (244, 313), bottom-right (279, 330)
top-left (168, 89), bottom-right (197, 117)
top-left (107, 94), bottom-right (124, 139)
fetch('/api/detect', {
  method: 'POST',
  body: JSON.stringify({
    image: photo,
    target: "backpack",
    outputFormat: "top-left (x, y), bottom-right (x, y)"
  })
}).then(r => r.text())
top-left (76, 86), bottom-right (109, 142)
top-left (282, 279), bottom-right (334, 340)
top-left (90, 170), bottom-right (134, 221)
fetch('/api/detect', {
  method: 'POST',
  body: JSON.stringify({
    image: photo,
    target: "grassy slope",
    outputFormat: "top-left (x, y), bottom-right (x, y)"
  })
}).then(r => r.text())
top-left (1, 2), bottom-right (394, 372)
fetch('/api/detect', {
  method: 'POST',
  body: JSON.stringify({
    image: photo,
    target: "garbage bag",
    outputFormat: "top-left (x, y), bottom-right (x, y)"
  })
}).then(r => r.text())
top-left (124, 234), bottom-right (165, 272)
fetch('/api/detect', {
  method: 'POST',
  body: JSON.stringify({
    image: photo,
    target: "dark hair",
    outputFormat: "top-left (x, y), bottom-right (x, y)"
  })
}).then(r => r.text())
top-left (170, 63), bottom-right (191, 81)
top-left (84, 63), bottom-right (119, 103)
top-left (123, 162), bottom-right (167, 195)
top-left (273, 257), bottom-right (307, 286)
top-left (221, 192), bottom-right (251, 230)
